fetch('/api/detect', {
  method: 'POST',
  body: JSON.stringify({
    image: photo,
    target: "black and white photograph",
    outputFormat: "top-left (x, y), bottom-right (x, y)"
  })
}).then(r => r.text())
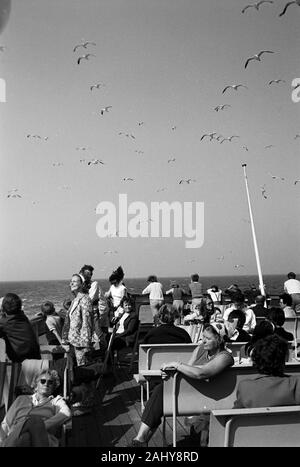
top-left (0, 0), bottom-right (300, 450)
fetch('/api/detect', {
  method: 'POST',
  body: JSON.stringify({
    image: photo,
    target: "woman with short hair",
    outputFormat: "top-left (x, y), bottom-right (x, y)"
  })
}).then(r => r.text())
top-left (0, 369), bottom-right (70, 447)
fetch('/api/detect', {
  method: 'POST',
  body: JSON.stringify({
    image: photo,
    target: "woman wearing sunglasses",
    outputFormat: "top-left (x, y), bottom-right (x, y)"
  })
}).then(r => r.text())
top-left (0, 370), bottom-right (71, 447)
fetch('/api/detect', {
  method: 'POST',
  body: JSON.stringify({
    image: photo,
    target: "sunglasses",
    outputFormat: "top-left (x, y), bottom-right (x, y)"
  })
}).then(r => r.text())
top-left (39, 379), bottom-right (54, 386)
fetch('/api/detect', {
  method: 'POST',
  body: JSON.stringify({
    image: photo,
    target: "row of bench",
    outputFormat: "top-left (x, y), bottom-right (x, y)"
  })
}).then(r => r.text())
top-left (133, 341), bottom-right (300, 447)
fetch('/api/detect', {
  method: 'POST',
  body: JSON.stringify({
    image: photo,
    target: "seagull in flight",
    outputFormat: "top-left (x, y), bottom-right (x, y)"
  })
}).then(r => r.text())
top-left (100, 106), bottom-right (112, 115)
top-left (179, 179), bottom-right (196, 184)
top-left (103, 250), bottom-right (118, 255)
top-left (7, 189), bottom-right (22, 198)
top-left (52, 162), bottom-right (63, 167)
top-left (122, 177), bottom-right (134, 181)
top-left (261, 185), bottom-right (268, 199)
top-left (234, 264), bottom-right (245, 269)
top-left (242, 1), bottom-right (274, 13)
top-left (294, 134), bottom-right (300, 139)
top-left (200, 132), bottom-right (217, 141)
top-left (87, 159), bottom-right (104, 166)
top-left (156, 187), bottom-right (167, 192)
top-left (294, 179), bottom-right (300, 185)
top-left (134, 150), bottom-right (144, 155)
top-left (138, 121), bottom-right (144, 126)
top-left (214, 104), bottom-right (231, 112)
top-left (244, 50), bottom-right (274, 69)
top-left (279, 1), bottom-right (300, 17)
top-left (268, 173), bottom-right (285, 181)
top-left (220, 135), bottom-right (240, 143)
top-left (168, 157), bottom-right (176, 163)
top-left (222, 84), bottom-right (248, 94)
top-left (77, 54), bottom-right (95, 65)
top-left (217, 255), bottom-right (225, 261)
top-left (243, 146), bottom-right (249, 151)
top-left (76, 146), bottom-right (90, 151)
top-left (73, 41), bottom-right (96, 52)
top-left (268, 79), bottom-right (286, 85)
top-left (171, 126), bottom-right (177, 131)
top-left (264, 144), bottom-right (274, 149)
top-left (118, 132), bottom-right (135, 139)
top-left (292, 82), bottom-right (300, 90)
top-left (90, 83), bottom-right (105, 91)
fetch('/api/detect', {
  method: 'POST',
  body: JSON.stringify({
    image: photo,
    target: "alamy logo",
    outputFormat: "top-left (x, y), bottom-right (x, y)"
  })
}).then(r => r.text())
top-left (95, 194), bottom-right (204, 249)
top-left (0, 78), bottom-right (6, 102)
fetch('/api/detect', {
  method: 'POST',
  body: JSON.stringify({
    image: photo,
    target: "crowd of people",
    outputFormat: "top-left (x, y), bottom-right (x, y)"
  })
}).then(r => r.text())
top-left (0, 268), bottom-right (300, 446)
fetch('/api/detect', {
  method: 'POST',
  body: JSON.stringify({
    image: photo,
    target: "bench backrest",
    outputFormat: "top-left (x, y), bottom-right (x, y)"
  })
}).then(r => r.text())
top-left (209, 406), bottom-right (300, 447)
top-left (163, 362), bottom-right (300, 416)
top-left (137, 304), bottom-right (154, 325)
top-left (138, 343), bottom-right (198, 372)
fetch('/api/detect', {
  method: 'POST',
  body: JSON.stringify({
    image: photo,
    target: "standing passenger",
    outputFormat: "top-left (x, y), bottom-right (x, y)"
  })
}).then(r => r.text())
top-left (284, 272), bottom-right (300, 312)
top-left (189, 274), bottom-right (203, 311)
top-left (142, 275), bottom-right (164, 326)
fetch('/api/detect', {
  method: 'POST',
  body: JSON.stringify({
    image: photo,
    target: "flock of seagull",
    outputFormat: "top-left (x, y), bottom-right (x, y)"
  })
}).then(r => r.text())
top-left (4, 3), bottom-right (299, 269)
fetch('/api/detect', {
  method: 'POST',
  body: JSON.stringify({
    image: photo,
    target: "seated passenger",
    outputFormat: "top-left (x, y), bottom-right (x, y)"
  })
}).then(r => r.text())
top-left (234, 334), bottom-right (300, 408)
top-left (183, 296), bottom-right (222, 325)
top-left (279, 293), bottom-right (296, 319)
top-left (110, 297), bottom-right (139, 351)
top-left (0, 293), bottom-right (41, 362)
top-left (0, 369), bottom-right (71, 447)
top-left (226, 309), bottom-right (251, 342)
top-left (244, 320), bottom-right (275, 360)
top-left (268, 307), bottom-right (294, 341)
top-left (143, 303), bottom-right (191, 344)
top-left (250, 295), bottom-right (268, 318)
top-left (131, 322), bottom-right (234, 446)
top-left (223, 293), bottom-right (256, 333)
top-left (39, 301), bottom-right (64, 345)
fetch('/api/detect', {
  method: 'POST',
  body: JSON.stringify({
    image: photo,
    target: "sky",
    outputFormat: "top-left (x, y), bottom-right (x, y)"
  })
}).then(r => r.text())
top-left (0, 0), bottom-right (299, 281)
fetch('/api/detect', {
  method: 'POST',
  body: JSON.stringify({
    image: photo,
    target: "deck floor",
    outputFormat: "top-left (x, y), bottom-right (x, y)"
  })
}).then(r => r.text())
top-left (68, 351), bottom-right (199, 448)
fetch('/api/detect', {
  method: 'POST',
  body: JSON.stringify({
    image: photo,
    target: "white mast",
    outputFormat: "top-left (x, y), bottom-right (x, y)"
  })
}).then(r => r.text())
top-left (242, 164), bottom-right (265, 296)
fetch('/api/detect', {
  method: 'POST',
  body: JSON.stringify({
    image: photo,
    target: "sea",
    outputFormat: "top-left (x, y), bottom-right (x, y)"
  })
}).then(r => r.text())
top-left (0, 274), bottom-right (287, 320)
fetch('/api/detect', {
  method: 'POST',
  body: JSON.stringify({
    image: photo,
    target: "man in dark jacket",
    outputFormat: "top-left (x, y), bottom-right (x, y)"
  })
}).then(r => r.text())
top-left (0, 293), bottom-right (41, 362)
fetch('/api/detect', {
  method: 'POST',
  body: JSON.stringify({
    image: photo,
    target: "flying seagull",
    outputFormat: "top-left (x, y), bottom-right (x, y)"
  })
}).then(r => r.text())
top-left (168, 157), bottom-right (176, 163)
top-left (294, 134), bottom-right (300, 139)
top-left (100, 106), bottom-right (112, 115)
top-left (90, 83), bottom-right (105, 91)
top-left (234, 264), bottom-right (245, 269)
top-left (222, 84), bottom-right (248, 94)
top-left (103, 250), bottom-right (118, 255)
top-left (268, 79), bottom-right (286, 85)
top-left (122, 177), bottom-right (134, 181)
top-left (220, 135), bottom-right (240, 143)
top-left (179, 179), bottom-right (196, 184)
top-left (52, 162), bottom-right (63, 167)
top-left (200, 132), bottom-right (216, 141)
top-left (245, 50), bottom-right (274, 69)
top-left (156, 187), bottom-right (166, 192)
top-left (243, 146), bottom-right (249, 151)
top-left (138, 121), bottom-right (144, 126)
top-left (261, 185), bottom-right (267, 199)
top-left (76, 146), bottom-right (89, 151)
top-left (294, 180), bottom-right (300, 185)
top-left (77, 54), bottom-right (95, 65)
top-left (242, 1), bottom-right (274, 13)
top-left (217, 256), bottom-right (225, 261)
top-left (7, 189), bottom-right (21, 199)
top-left (214, 104), bottom-right (231, 111)
top-left (171, 126), bottom-right (177, 131)
top-left (134, 150), bottom-right (144, 155)
top-left (279, 1), bottom-right (300, 17)
top-left (73, 41), bottom-right (96, 52)
top-left (119, 132), bottom-right (135, 139)
top-left (264, 144), bottom-right (274, 149)
top-left (268, 173), bottom-right (285, 181)
top-left (87, 159), bottom-right (104, 166)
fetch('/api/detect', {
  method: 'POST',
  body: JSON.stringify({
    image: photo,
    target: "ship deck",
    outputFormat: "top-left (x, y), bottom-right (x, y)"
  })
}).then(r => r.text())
top-left (68, 354), bottom-right (196, 448)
